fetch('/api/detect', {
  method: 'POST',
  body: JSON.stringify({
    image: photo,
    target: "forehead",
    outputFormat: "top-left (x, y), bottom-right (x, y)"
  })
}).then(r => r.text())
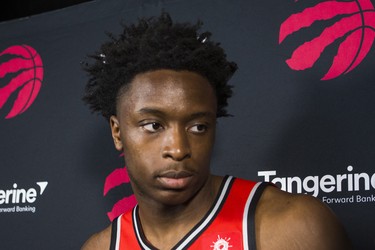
top-left (117, 69), bottom-right (217, 116)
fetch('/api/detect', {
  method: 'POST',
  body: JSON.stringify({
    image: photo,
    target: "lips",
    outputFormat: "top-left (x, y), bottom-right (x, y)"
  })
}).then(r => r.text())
top-left (159, 170), bottom-right (192, 178)
top-left (157, 170), bottom-right (193, 190)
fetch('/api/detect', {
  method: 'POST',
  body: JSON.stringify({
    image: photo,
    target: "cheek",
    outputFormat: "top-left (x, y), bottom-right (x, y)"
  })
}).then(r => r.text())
top-left (121, 132), bottom-right (158, 172)
top-left (191, 135), bottom-right (215, 161)
top-left (121, 126), bottom-right (145, 154)
top-left (194, 130), bottom-right (215, 149)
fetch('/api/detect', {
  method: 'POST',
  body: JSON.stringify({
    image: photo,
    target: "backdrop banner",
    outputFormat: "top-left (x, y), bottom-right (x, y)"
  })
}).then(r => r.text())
top-left (0, 0), bottom-right (374, 249)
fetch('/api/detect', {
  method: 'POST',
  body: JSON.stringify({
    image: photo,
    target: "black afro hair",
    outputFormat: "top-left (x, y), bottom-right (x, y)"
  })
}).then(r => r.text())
top-left (82, 12), bottom-right (237, 120)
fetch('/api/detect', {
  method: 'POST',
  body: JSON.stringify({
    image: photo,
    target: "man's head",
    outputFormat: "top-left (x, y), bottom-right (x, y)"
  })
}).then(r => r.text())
top-left (83, 12), bottom-right (237, 206)
top-left (82, 12), bottom-right (237, 120)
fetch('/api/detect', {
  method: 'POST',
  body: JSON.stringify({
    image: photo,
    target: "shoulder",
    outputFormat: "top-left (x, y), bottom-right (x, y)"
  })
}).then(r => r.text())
top-left (254, 185), bottom-right (352, 250)
top-left (81, 225), bottom-right (112, 250)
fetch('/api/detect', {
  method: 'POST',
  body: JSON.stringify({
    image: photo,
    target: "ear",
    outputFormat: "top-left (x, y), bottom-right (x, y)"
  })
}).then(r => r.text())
top-left (110, 115), bottom-right (123, 151)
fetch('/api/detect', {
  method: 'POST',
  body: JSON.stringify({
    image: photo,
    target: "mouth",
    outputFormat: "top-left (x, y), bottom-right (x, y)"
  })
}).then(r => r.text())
top-left (157, 170), bottom-right (194, 190)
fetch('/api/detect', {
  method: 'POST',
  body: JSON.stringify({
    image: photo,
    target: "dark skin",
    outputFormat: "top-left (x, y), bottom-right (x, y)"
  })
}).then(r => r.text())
top-left (81, 69), bottom-right (352, 250)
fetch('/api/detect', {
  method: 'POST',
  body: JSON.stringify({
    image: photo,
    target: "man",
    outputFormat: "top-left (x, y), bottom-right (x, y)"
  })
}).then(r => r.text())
top-left (81, 12), bottom-right (351, 250)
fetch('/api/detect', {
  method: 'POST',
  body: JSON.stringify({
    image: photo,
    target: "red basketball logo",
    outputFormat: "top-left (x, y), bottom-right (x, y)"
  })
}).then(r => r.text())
top-left (104, 154), bottom-right (137, 221)
top-left (279, 0), bottom-right (375, 80)
top-left (0, 45), bottom-right (43, 119)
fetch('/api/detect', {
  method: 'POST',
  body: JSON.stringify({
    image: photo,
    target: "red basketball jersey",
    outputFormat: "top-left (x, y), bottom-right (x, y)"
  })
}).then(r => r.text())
top-left (110, 176), bottom-right (269, 250)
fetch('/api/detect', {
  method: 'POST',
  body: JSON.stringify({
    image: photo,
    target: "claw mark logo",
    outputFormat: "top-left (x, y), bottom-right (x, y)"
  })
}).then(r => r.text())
top-left (279, 0), bottom-right (375, 80)
top-left (104, 153), bottom-right (137, 221)
top-left (0, 45), bottom-right (43, 119)
top-left (210, 235), bottom-right (233, 250)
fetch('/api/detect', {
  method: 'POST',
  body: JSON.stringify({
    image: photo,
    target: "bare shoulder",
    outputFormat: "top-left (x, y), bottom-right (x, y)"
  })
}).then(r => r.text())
top-left (255, 185), bottom-right (352, 250)
top-left (81, 225), bottom-right (112, 250)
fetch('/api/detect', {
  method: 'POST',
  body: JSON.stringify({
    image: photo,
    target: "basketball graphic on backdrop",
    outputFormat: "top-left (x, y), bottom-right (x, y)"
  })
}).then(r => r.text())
top-left (279, 0), bottom-right (375, 80)
top-left (0, 45), bottom-right (43, 119)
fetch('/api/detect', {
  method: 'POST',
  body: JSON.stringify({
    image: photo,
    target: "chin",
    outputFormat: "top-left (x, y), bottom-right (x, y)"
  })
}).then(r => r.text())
top-left (157, 190), bottom-right (196, 207)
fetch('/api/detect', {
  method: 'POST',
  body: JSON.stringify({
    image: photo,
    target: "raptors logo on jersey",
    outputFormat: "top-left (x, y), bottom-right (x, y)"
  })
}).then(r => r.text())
top-left (210, 235), bottom-right (233, 249)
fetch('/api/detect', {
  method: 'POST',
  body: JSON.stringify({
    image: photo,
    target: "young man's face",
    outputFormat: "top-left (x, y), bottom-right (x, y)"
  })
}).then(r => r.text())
top-left (110, 69), bottom-right (217, 206)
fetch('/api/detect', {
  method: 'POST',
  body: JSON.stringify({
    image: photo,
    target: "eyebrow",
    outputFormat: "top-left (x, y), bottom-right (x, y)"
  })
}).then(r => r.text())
top-left (137, 108), bottom-right (165, 116)
top-left (137, 108), bottom-right (216, 119)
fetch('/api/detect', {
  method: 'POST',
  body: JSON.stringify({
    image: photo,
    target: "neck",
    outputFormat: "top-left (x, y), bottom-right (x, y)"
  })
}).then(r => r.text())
top-left (135, 175), bottom-right (223, 249)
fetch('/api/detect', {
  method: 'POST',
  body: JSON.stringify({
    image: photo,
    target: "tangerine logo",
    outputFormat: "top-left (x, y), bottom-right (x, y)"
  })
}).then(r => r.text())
top-left (0, 45), bottom-right (44, 119)
top-left (279, 0), bottom-right (375, 80)
top-left (103, 153), bottom-right (137, 221)
top-left (0, 181), bottom-right (48, 214)
top-left (258, 166), bottom-right (375, 198)
top-left (0, 181), bottom-right (48, 205)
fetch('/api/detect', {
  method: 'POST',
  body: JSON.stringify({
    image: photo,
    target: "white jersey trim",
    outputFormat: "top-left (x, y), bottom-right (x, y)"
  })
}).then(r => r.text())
top-left (242, 182), bottom-right (262, 250)
top-left (132, 206), bottom-right (153, 250)
top-left (115, 214), bottom-right (123, 250)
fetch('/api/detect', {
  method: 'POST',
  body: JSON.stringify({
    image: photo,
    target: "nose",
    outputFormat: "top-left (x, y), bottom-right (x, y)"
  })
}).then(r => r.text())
top-left (162, 126), bottom-right (191, 161)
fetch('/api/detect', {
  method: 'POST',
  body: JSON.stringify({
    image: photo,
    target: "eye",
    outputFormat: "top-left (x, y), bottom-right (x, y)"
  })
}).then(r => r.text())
top-left (189, 124), bottom-right (207, 134)
top-left (142, 122), bottom-right (163, 132)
